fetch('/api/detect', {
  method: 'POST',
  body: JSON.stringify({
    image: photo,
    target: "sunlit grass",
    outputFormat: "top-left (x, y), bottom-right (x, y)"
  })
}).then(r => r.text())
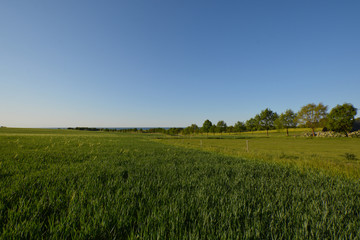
top-left (1, 128), bottom-right (359, 238)
top-left (154, 130), bottom-right (360, 179)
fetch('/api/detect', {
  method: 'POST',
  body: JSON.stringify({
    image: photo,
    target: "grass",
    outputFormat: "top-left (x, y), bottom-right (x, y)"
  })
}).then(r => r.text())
top-left (154, 129), bottom-right (360, 179)
top-left (1, 128), bottom-right (360, 239)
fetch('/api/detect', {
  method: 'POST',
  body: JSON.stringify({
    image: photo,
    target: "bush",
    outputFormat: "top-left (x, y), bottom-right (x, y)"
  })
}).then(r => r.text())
top-left (344, 153), bottom-right (357, 161)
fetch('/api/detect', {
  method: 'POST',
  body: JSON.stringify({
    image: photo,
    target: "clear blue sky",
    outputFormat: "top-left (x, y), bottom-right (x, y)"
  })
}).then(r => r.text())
top-left (1, 0), bottom-right (359, 128)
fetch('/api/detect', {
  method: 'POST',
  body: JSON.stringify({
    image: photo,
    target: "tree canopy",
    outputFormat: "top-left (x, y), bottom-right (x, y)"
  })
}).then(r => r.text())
top-left (234, 121), bottom-right (246, 132)
top-left (216, 120), bottom-right (227, 133)
top-left (276, 109), bottom-right (297, 136)
top-left (327, 103), bottom-right (357, 135)
top-left (296, 103), bottom-right (328, 136)
top-left (201, 119), bottom-right (212, 134)
top-left (139, 102), bottom-right (356, 137)
top-left (259, 108), bottom-right (278, 136)
top-left (245, 118), bottom-right (257, 132)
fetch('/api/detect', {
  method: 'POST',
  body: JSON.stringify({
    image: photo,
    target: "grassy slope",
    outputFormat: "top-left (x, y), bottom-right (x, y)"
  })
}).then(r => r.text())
top-left (155, 129), bottom-right (360, 179)
top-left (0, 128), bottom-right (359, 239)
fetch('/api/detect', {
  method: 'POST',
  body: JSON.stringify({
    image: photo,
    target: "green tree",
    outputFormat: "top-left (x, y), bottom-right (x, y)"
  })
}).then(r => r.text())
top-left (183, 124), bottom-right (199, 135)
top-left (259, 108), bottom-right (278, 136)
top-left (327, 103), bottom-right (357, 136)
top-left (226, 125), bottom-right (234, 133)
top-left (167, 128), bottom-right (183, 135)
top-left (296, 103), bottom-right (328, 136)
top-left (182, 127), bottom-right (191, 135)
top-left (274, 118), bottom-right (283, 131)
top-left (201, 119), bottom-right (212, 136)
top-left (276, 109), bottom-right (297, 136)
top-left (216, 120), bottom-right (227, 133)
top-left (190, 124), bottom-right (199, 134)
top-left (234, 121), bottom-right (246, 132)
top-left (254, 114), bottom-right (263, 131)
top-left (245, 118), bottom-right (257, 132)
top-left (209, 125), bottom-right (216, 135)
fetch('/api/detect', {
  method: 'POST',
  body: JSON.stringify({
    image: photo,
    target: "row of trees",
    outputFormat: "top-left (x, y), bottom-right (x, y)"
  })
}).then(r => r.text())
top-left (298, 103), bottom-right (357, 136)
top-left (68, 102), bottom-right (357, 137)
top-left (183, 103), bottom-right (357, 137)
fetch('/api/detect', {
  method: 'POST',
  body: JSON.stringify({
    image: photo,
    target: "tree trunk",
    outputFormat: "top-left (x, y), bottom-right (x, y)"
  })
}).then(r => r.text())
top-left (266, 129), bottom-right (269, 136)
top-left (286, 128), bottom-right (289, 136)
top-left (312, 128), bottom-right (315, 137)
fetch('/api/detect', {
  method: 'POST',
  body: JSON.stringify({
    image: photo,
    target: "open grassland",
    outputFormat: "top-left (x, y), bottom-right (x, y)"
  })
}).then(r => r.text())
top-left (155, 129), bottom-right (360, 179)
top-left (1, 128), bottom-right (360, 239)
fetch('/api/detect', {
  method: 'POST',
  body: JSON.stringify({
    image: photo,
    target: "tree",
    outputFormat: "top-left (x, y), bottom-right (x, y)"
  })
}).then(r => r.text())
top-left (209, 125), bottom-right (216, 135)
top-left (226, 125), bottom-right (234, 133)
top-left (183, 124), bottom-right (199, 135)
top-left (274, 118), bottom-right (283, 131)
top-left (259, 108), bottom-right (278, 136)
top-left (296, 103), bottom-right (328, 136)
top-left (246, 118), bottom-right (257, 132)
top-left (167, 128), bottom-right (183, 135)
top-left (190, 124), bottom-right (199, 134)
top-left (201, 119), bottom-right (212, 136)
top-left (254, 114), bottom-right (263, 131)
top-left (216, 120), bottom-right (227, 133)
top-left (182, 127), bottom-right (192, 135)
top-left (234, 121), bottom-right (246, 132)
top-left (327, 103), bottom-right (357, 136)
top-left (276, 109), bottom-right (297, 136)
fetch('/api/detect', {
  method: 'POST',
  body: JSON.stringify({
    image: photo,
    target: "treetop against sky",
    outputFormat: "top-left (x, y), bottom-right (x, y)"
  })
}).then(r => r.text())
top-left (1, 1), bottom-right (359, 127)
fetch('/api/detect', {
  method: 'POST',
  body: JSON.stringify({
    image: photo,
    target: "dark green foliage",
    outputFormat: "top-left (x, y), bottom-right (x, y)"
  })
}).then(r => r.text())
top-left (245, 117), bottom-right (257, 132)
top-left (344, 153), bottom-right (357, 161)
top-left (226, 125), bottom-right (234, 133)
top-left (216, 120), bottom-right (227, 133)
top-left (1, 130), bottom-right (360, 239)
top-left (209, 125), bottom-right (216, 135)
top-left (259, 108), bottom-right (278, 136)
top-left (201, 120), bottom-right (212, 134)
top-left (166, 127), bottom-right (184, 135)
top-left (275, 109), bottom-right (297, 136)
top-left (328, 103), bottom-right (357, 135)
top-left (183, 124), bottom-right (199, 135)
top-left (234, 121), bottom-right (246, 132)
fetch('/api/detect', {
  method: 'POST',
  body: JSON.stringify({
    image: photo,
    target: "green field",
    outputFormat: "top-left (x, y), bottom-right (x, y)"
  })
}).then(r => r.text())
top-left (1, 128), bottom-right (360, 239)
top-left (155, 129), bottom-right (360, 179)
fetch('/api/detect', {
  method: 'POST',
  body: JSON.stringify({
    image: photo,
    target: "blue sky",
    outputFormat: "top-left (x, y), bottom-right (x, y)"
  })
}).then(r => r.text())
top-left (1, 1), bottom-right (359, 127)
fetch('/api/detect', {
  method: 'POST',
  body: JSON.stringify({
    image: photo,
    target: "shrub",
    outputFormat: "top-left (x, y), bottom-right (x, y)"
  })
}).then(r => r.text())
top-left (344, 153), bottom-right (357, 160)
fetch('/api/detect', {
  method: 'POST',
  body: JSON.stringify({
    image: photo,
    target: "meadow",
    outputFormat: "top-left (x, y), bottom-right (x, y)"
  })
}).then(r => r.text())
top-left (0, 128), bottom-right (359, 239)
top-left (155, 129), bottom-right (360, 179)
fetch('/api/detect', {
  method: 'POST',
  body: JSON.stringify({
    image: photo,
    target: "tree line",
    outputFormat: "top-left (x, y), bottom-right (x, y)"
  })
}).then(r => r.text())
top-left (182, 102), bottom-right (358, 137)
top-left (69, 102), bottom-right (358, 137)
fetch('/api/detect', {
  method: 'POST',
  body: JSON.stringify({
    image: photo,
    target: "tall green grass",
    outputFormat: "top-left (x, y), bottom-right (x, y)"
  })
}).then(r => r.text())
top-left (156, 132), bottom-right (360, 179)
top-left (1, 128), bottom-right (359, 239)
